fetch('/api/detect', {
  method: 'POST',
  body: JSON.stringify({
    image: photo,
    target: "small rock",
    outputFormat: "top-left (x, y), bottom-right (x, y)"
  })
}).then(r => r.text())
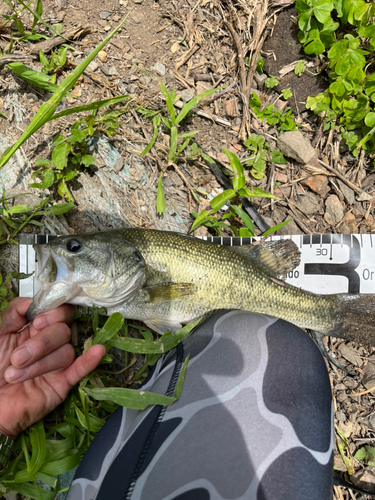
top-left (276, 218), bottom-right (302, 235)
top-left (152, 62), bottom-right (166, 76)
top-left (134, 0), bottom-right (144, 3)
top-left (339, 343), bottom-right (362, 367)
top-left (275, 172), bottom-right (287, 183)
top-left (113, 14), bottom-right (121, 21)
top-left (277, 131), bottom-right (316, 164)
top-left (296, 192), bottom-right (322, 215)
top-left (253, 72), bottom-right (267, 87)
top-left (27, 92), bottom-right (38, 102)
top-left (351, 469), bottom-right (375, 493)
top-left (301, 175), bottom-right (329, 196)
top-left (131, 11), bottom-right (144, 23)
top-left (100, 11), bottom-right (111, 19)
top-left (128, 84), bottom-right (138, 94)
top-left (139, 75), bottom-right (152, 86)
top-left (274, 99), bottom-right (287, 113)
top-left (98, 50), bottom-right (108, 63)
top-left (337, 179), bottom-right (355, 205)
top-left (107, 65), bottom-right (118, 76)
top-left (88, 61), bottom-right (99, 72)
top-left (343, 376), bottom-right (359, 390)
top-left (104, 25), bottom-right (112, 31)
top-left (335, 410), bottom-right (346, 422)
top-left (324, 195), bottom-right (344, 225)
top-left (225, 97), bottom-right (239, 118)
top-left (362, 355), bottom-right (375, 391)
top-left (180, 88), bottom-right (195, 102)
top-left (56, 0), bottom-right (67, 9)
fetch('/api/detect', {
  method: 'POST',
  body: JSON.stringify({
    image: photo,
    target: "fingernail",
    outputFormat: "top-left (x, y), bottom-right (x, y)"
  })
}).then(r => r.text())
top-left (13, 346), bottom-right (33, 366)
top-left (32, 315), bottom-right (50, 330)
top-left (5, 367), bottom-right (26, 382)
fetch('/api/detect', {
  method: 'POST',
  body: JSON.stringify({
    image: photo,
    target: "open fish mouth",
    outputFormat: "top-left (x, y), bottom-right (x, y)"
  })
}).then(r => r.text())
top-left (26, 245), bottom-right (82, 321)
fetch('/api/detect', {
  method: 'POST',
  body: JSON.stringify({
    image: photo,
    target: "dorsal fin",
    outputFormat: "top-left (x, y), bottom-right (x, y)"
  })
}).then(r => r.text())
top-left (232, 239), bottom-right (301, 277)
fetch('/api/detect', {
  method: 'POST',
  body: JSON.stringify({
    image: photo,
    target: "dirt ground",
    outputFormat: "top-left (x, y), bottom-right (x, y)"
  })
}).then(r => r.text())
top-left (1, 0), bottom-right (375, 497)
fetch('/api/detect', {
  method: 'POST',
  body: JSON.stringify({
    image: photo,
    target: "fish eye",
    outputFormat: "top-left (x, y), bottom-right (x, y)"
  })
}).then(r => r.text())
top-left (66, 239), bottom-right (82, 253)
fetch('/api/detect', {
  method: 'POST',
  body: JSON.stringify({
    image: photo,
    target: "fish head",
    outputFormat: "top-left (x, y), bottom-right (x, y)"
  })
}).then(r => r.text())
top-left (26, 232), bottom-right (146, 321)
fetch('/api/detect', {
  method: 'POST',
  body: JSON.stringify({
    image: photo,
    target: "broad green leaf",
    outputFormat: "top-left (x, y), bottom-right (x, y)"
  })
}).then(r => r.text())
top-left (75, 405), bottom-right (105, 433)
top-left (85, 386), bottom-right (177, 410)
top-left (29, 169), bottom-right (55, 189)
top-left (175, 87), bottom-right (218, 124)
top-left (51, 134), bottom-right (65, 147)
top-left (108, 318), bottom-right (201, 354)
top-left (52, 142), bottom-right (71, 170)
top-left (295, 60), bottom-right (306, 76)
top-left (93, 313), bottom-right (124, 345)
top-left (34, 158), bottom-right (52, 167)
top-left (270, 149), bottom-right (288, 164)
top-left (39, 49), bottom-right (49, 68)
top-left (190, 209), bottom-right (214, 231)
top-left (57, 179), bottom-right (74, 202)
top-left (354, 446), bottom-right (375, 466)
top-left (40, 451), bottom-right (82, 475)
top-left (156, 174), bottom-right (165, 216)
top-left (0, 15), bottom-right (129, 171)
top-left (313, 0), bottom-right (334, 24)
top-left (230, 205), bottom-right (255, 235)
top-left (81, 154), bottom-right (95, 167)
top-left (265, 76), bottom-right (279, 88)
top-left (304, 29), bottom-right (325, 55)
top-left (7, 62), bottom-right (59, 92)
top-left (262, 218), bottom-right (294, 236)
top-left (45, 202), bottom-right (75, 216)
top-left (67, 129), bottom-right (86, 143)
top-left (306, 92), bottom-right (331, 113)
top-left (365, 112), bottom-right (375, 128)
top-left (2, 482), bottom-right (55, 500)
top-left (282, 89), bottom-right (292, 99)
top-left (296, 0), bottom-right (313, 30)
top-left (222, 148), bottom-right (245, 191)
top-left (341, 0), bottom-right (369, 24)
top-left (210, 189), bottom-right (236, 211)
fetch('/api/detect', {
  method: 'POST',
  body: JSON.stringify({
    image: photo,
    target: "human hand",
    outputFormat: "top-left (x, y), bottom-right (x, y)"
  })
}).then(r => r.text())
top-left (0, 297), bottom-right (105, 438)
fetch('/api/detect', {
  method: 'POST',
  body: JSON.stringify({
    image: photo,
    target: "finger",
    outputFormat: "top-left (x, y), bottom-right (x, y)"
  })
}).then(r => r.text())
top-left (11, 322), bottom-right (71, 368)
top-left (31, 304), bottom-right (75, 333)
top-left (4, 343), bottom-right (76, 383)
top-left (57, 345), bottom-right (106, 396)
top-left (0, 298), bottom-right (32, 335)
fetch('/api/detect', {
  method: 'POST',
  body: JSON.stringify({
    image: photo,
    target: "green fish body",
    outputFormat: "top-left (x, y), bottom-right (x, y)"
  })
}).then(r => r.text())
top-left (26, 228), bottom-right (375, 344)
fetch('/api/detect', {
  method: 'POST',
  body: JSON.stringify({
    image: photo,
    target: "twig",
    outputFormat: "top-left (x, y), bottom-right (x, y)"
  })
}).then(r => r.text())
top-left (175, 44), bottom-right (200, 71)
top-left (317, 159), bottom-right (372, 201)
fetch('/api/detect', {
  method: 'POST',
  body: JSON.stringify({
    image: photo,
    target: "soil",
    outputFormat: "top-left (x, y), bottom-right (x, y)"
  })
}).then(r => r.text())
top-left (1, 0), bottom-right (375, 497)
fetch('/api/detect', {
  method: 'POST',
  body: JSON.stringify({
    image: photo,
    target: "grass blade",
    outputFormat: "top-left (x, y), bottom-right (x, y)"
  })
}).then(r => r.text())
top-left (231, 205), bottom-right (255, 235)
top-left (7, 63), bottom-right (59, 92)
top-left (175, 87), bottom-right (218, 124)
top-left (168, 125), bottom-right (178, 163)
top-left (0, 13), bottom-right (129, 171)
top-left (141, 114), bottom-right (160, 156)
top-left (156, 173), bottom-right (165, 215)
top-left (92, 313), bottom-right (124, 345)
top-left (50, 95), bottom-right (129, 121)
top-left (84, 386), bottom-right (176, 410)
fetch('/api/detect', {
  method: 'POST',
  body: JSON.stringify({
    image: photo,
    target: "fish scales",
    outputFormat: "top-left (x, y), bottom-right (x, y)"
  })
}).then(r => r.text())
top-left (112, 229), bottom-right (337, 333)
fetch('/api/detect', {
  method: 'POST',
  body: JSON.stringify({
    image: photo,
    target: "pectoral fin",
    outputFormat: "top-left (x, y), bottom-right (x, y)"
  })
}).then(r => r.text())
top-left (142, 282), bottom-right (197, 303)
top-left (232, 239), bottom-right (301, 277)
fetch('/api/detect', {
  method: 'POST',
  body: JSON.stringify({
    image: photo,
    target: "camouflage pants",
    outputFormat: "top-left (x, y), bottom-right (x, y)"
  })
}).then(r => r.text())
top-left (67, 311), bottom-right (334, 500)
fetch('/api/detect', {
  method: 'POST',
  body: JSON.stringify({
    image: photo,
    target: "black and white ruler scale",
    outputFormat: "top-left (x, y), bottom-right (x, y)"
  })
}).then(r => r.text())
top-left (18, 233), bottom-right (375, 298)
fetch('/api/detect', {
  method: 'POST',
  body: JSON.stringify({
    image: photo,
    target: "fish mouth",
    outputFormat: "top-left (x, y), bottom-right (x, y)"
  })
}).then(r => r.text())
top-left (25, 245), bottom-right (81, 321)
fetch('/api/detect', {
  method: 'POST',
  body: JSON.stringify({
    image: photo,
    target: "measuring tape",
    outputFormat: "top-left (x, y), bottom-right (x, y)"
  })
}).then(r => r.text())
top-left (18, 233), bottom-right (375, 298)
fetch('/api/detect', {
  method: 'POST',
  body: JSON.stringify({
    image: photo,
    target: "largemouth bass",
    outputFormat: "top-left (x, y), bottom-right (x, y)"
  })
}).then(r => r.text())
top-left (26, 228), bottom-right (375, 344)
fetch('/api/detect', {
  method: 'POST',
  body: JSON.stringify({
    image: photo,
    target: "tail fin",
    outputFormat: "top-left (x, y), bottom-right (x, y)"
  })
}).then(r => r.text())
top-left (330, 294), bottom-right (375, 345)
